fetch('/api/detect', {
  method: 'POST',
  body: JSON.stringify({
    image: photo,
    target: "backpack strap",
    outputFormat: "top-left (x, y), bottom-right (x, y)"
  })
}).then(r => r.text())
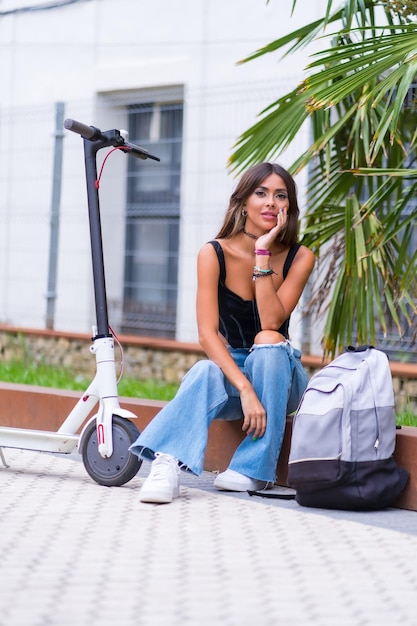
top-left (248, 490), bottom-right (296, 500)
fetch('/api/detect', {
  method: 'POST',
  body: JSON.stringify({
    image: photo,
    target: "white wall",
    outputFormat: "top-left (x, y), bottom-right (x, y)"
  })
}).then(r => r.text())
top-left (0, 0), bottom-right (330, 349)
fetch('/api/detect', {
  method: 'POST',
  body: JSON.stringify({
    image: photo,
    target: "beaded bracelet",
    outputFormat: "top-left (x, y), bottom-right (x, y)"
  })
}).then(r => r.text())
top-left (252, 268), bottom-right (274, 281)
top-left (253, 266), bottom-right (272, 273)
top-left (254, 249), bottom-right (271, 256)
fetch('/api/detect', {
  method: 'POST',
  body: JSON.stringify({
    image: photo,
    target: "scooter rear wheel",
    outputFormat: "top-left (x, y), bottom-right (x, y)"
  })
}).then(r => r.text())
top-left (81, 415), bottom-right (142, 486)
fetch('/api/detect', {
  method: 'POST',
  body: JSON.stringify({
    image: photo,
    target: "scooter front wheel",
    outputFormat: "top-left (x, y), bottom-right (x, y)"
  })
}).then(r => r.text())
top-left (81, 415), bottom-right (142, 486)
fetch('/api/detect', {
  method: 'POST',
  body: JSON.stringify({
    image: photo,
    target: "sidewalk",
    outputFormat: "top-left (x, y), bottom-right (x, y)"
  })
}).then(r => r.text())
top-left (1, 447), bottom-right (416, 626)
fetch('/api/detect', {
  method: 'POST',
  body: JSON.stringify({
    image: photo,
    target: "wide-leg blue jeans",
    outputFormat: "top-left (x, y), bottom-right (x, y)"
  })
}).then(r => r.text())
top-left (129, 342), bottom-right (308, 483)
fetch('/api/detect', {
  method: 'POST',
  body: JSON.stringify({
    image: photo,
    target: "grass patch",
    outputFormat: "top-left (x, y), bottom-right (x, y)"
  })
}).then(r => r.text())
top-left (0, 360), bottom-right (179, 401)
top-left (396, 405), bottom-right (417, 428)
top-left (1, 360), bottom-right (416, 425)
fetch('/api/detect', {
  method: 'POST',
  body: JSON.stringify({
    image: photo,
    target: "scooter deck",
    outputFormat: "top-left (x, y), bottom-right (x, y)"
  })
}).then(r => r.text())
top-left (0, 426), bottom-right (79, 454)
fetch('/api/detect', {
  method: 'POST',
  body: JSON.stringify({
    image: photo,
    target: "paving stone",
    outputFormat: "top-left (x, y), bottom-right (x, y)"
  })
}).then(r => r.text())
top-left (0, 448), bottom-right (416, 626)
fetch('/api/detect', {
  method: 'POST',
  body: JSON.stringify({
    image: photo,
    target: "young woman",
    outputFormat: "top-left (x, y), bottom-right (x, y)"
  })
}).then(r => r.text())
top-left (130, 162), bottom-right (315, 503)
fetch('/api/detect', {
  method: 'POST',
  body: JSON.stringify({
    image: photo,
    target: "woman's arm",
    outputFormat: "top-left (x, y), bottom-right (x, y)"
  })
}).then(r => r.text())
top-left (255, 245), bottom-right (315, 331)
top-left (196, 243), bottom-right (267, 437)
top-left (248, 210), bottom-right (315, 331)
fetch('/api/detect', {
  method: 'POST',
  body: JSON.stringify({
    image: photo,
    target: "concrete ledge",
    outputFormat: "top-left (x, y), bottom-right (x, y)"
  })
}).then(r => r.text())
top-left (0, 324), bottom-right (203, 355)
top-left (0, 382), bottom-right (166, 432)
top-left (0, 382), bottom-right (415, 511)
top-left (392, 426), bottom-right (417, 511)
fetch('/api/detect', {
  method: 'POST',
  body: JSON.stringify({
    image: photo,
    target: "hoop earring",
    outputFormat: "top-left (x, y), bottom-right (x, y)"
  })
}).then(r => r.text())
top-left (241, 208), bottom-right (247, 217)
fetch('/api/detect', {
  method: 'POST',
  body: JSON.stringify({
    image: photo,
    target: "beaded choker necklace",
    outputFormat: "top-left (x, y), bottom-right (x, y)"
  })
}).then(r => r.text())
top-left (243, 228), bottom-right (258, 240)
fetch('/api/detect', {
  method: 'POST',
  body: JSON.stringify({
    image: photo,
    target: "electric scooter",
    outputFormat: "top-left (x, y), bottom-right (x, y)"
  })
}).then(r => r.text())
top-left (0, 118), bottom-right (160, 486)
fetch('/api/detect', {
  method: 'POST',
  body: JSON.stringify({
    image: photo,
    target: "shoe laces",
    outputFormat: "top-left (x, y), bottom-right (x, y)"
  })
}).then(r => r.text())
top-left (150, 453), bottom-right (179, 479)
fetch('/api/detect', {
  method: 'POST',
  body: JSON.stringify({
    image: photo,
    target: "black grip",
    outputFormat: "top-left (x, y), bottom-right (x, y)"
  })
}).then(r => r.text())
top-left (64, 118), bottom-right (102, 140)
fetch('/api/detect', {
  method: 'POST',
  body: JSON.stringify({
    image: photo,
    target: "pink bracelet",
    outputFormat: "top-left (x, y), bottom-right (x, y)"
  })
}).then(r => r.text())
top-left (255, 249), bottom-right (271, 256)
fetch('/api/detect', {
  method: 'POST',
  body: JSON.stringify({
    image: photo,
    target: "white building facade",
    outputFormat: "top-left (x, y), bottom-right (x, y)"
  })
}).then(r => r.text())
top-left (0, 0), bottom-right (328, 353)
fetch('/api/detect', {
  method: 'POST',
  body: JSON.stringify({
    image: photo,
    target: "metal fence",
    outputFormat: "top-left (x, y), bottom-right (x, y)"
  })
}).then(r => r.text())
top-left (0, 90), bottom-right (415, 359)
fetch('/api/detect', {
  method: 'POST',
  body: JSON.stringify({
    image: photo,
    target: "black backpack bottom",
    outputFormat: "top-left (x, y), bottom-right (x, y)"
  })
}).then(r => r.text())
top-left (292, 457), bottom-right (410, 511)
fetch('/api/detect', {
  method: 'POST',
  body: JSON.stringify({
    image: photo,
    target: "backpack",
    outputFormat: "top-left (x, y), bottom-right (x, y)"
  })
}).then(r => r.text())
top-left (286, 346), bottom-right (409, 511)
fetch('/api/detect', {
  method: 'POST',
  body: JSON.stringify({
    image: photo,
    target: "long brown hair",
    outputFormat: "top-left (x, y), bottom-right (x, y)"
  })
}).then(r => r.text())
top-left (216, 163), bottom-right (299, 246)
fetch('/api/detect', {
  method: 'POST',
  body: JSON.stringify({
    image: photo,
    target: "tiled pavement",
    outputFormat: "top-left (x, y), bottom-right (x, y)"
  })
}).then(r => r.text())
top-left (1, 447), bottom-right (416, 626)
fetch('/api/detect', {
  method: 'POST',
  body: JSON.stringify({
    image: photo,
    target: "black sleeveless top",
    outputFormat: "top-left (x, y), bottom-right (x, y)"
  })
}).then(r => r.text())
top-left (209, 240), bottom-right (301, 349)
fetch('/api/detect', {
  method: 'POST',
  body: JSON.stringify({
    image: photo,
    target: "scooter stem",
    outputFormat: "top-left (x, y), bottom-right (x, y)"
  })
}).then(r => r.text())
top-left (83, 137), bottom-right (111, 336)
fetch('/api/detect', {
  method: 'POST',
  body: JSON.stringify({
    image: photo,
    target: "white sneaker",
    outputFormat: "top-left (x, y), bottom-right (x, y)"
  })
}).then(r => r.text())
top-left (213, 468), bottom-right (272, 492)
top-left (139, 452), bottom-right (180, 503)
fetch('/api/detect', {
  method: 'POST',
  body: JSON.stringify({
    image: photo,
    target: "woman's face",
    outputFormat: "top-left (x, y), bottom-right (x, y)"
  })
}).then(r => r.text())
top-left (243, 172), bottom-right (289, 235)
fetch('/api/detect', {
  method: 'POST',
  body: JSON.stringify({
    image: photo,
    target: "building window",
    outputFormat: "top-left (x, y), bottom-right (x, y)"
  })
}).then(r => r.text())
top-left (122, 101), bottom-right (183, 337)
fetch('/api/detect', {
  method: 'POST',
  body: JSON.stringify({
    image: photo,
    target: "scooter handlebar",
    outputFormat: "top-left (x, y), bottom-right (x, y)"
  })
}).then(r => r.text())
top-left (64, 118), bottom-right (103, 140)
top-left (64, 118), bottom-right (160, 161)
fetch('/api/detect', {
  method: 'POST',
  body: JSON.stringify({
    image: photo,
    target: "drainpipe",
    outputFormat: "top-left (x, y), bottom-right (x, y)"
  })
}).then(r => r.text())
top-left (45, 102), bottom-right (65, 330)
